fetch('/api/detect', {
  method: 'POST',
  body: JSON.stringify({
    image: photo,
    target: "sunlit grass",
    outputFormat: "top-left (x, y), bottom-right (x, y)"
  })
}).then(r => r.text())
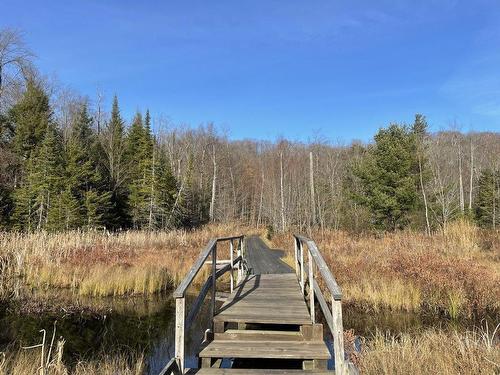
top-left (357, 325), bottom-right (500, 375)
top-left (343, 278), bottom-right (422, 312)
top-left (270, 220), bottom-right (500, 318)
top-left (0, 349), bottom-right (144, 375)
top-left (0, 223), bottom-right (258, 298)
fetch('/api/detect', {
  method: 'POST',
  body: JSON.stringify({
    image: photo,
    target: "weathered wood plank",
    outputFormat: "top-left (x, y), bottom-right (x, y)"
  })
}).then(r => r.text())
top-left (214, 329), bottom-right (303, 341)
top-left (189, 369), bottom-right (332, 374)
top-left (332, 297), bottom-right (346, 375)
top-left (174, 298), bottom-right (185, 373)
top-left (199, 340), bottom-right (331, 359)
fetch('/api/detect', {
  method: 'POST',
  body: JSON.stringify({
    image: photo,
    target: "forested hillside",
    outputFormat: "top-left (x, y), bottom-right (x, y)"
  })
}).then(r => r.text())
top-left (1, 29), bottom-right (499, 232)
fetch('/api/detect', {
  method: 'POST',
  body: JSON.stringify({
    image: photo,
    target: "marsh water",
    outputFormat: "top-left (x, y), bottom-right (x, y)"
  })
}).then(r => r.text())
top-left (1, 290), bottom-right (493, 373)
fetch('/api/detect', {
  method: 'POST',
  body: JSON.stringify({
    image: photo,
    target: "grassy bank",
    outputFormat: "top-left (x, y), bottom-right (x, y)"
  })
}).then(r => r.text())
top-left (271, 220), bottom-right (500, 319)
top-left (0, 348), bottom-right (144, 375)
top-left (356, 326), bottom-right (500, 374)
top-left (1, 221), bottom-right (499, 318)
top-left (0, 223), bottom-right (256, 298)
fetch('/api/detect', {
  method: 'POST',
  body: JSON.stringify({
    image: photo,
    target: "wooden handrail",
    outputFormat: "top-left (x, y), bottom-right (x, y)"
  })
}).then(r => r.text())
top-left (173, 235), bottom-right (244, 298)
top-left (294, 235), bottom-right (342, 300)
top-left (172, 235), bottom-right (245, 373)
top-left (158, 357), bottom-right (182, 375)
top-left (173, 238), bottom-right (217, 298)
top-left (293, 234), bottom-right (347, 375)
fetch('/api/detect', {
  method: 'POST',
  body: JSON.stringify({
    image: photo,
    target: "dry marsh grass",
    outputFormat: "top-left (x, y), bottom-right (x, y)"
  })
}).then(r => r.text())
top-left (1, 220), bottom-right (498, 317)
top-left (0, 223), bottom-right (257, 298)
top-left (357, 325), bottom-right (500, 375)
top-left (0, 349), bottom-right (144, 375)
top-left (271, 220), bottom-right (500, 317)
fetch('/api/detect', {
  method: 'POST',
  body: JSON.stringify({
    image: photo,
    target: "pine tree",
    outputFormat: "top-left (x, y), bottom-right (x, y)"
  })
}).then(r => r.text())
top-left (66, 103), bottom-right (111, 229)
top-left (475, 169), bottom-right (499, 229)
top-left (353, 124), bottom-right (418, 230)
top-left (147, 145), bottom-right (177, 229)
top-left (13, 124), bottom-right (65, 230)
top-left (9, 80), bottom-right (51, 159)
top-left (103, 95), bottom-right (130, 229)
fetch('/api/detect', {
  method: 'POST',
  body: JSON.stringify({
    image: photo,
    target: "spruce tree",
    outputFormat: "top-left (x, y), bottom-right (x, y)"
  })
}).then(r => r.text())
top-left (9, 80), bottom-right (51, 159)
top-left (13, 124), bottom-right (65, 230)
top-left (353, 124), bottom-right (418, 230)
top-left (103, 95), bottom-right (130, 229)
top-left (126, 111), bottom-right (146, 227)
top-left (475, 169), bottom-right (499, 229)
top-left (66, 103), bottom-right (111, 229)
top-left (147, 145), bottom-right (177, 229)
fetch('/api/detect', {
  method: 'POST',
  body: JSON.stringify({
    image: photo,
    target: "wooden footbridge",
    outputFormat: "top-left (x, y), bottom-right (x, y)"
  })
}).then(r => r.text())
top-left (160, 235), bottom-right (352, 374)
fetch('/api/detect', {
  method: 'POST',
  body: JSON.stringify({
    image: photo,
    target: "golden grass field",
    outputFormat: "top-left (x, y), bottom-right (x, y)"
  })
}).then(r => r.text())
top-left (0, 223), bottom-right (257, 299)
top-left (271, 219), bottom-right (500, 319)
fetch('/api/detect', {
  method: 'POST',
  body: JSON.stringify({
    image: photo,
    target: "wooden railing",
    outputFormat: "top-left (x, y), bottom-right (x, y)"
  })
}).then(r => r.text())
top-left (161, 235), bottom-right (245, 374)
top-left (294, 235), bottom-right (347, 375)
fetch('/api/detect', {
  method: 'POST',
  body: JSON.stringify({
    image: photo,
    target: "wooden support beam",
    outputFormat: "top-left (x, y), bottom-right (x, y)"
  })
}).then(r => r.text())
top-left (230, 239), bottom-right (234, 293)
top-left (308, 249), bottom-right (315, 323)
top-left (332, 297), bottom-right (346, 375)
top-left (211, 245), bottom-right (217, 324)
top-left (300, 242), bottom-right (305, 295)
top-left (174, 297), bottom-right (185, 374)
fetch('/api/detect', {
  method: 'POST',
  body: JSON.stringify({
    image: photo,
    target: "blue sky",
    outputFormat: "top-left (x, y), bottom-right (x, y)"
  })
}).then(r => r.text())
top-left (2, 0), bottom-right (500, 142)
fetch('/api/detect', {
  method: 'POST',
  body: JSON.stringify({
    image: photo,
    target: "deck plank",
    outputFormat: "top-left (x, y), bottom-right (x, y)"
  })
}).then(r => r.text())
top-left (199, 340), bottom-right (331, 360)
top-left (215, 273), bottom-right (311, 326)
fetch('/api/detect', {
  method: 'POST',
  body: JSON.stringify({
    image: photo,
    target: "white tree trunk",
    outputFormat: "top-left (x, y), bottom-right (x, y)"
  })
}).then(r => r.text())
top-left (280, 152), bottom-right (286, 231)
top-left (209, 144), bottom-right (217, 222)
top-left (309, 151), bottom-right (316, 228)
top-left (419, 156), bottom-right (431, 235)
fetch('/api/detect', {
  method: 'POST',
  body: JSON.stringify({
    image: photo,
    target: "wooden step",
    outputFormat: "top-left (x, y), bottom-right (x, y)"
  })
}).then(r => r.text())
top-left (214, 329), bottom-right (303, 341)
top-left (188, 369), bottom-right (331, 374)
top-left (199, 340), bottom-right (331, 360)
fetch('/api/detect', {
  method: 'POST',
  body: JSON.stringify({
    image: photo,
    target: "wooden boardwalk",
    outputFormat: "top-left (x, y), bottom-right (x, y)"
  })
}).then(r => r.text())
top-left (161, 235), bottom-right (351, 375)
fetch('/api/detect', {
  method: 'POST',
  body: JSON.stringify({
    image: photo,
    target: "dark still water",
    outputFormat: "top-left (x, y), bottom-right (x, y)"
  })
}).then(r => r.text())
top-left (0, 293), bottom-right (492, 374)
top-left (0, 293), bottom-right (210, 374)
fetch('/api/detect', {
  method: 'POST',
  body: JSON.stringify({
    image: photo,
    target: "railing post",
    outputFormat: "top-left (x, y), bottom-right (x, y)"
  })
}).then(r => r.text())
top-left (237, 237), bottom-right (242, 283)
top-left (230, 239), bottom-right (234, 293)
top-left (300, 241), bottom-right (305, 295)
top-left (174, 297), bottom-right (185, 373)
top-left (331, 297), bottom-right (346, 375)
top-left (294, 237), bottom-right (299, 279)
top-left (308, 249), bottom-right (315, 323)
top-left (211, 243), bottom-right (217, 323)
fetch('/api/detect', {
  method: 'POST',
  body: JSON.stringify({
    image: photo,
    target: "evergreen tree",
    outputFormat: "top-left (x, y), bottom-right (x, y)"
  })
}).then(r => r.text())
top-left (148, 145), bottom-right (177, 229)
top-left (475, 169), bottom-right (499, 229)
top-left (126, 111), bottom-right (146, 227)
top-left (103, 95), bottom-right (130, 229)
top-left (353, 124), bottom-right (418, 230)
top-left (13, 125), bottom-right (65, 230)
top-left (66, 103), bottom-right (111, 229)
top-left (9, 80), bottom-right (51, 159)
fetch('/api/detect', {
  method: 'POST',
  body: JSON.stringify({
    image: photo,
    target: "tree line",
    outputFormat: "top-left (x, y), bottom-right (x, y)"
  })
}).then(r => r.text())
top-left (1, 29), bottom-right (499, 232)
